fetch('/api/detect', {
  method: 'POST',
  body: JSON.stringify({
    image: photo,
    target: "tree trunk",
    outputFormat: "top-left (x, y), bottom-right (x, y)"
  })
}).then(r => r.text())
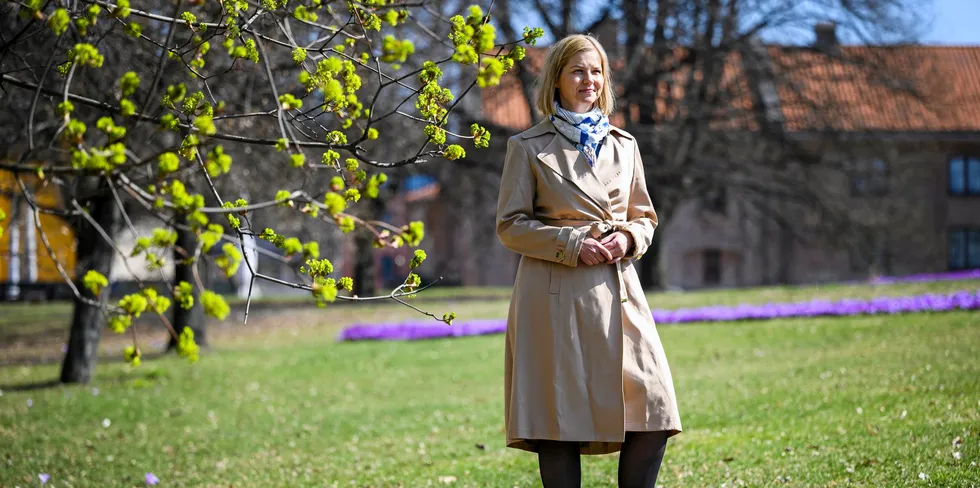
top-left (352, 229), bottom-right (376, 297)
top-left (637, 237), bottom-right (664, 290)
top-left (636, 147), bottom-right (667, 291)
top-left (353, 196), bottom-right (386, 297)
top-left (168, 225), bottom-right (206, 350)
top-left (60, 192), bottom-right (119, 384)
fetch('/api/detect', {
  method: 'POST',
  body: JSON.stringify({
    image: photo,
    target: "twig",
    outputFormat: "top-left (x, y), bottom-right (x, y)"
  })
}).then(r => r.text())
top-left (139, 0), bottom-right (184, 117)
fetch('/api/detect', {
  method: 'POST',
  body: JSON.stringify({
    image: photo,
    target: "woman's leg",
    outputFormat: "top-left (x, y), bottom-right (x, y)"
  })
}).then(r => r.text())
top-left (617, 431), bottom-right (668, 488)
top-left (537, 440), bottom-right (581, 488)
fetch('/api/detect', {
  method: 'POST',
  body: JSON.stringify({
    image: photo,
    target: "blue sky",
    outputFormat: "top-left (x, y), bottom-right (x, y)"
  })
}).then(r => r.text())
top-left (925, 0), bottom-right (980, 44)
top-left (517, 0), bottom-right (979, 46)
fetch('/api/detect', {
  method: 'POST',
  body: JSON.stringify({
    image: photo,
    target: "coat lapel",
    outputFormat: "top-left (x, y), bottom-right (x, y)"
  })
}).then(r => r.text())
top-left (594, 135), bottom-right (622, 189)
top-left (531, 120), bottom-right (613, 216)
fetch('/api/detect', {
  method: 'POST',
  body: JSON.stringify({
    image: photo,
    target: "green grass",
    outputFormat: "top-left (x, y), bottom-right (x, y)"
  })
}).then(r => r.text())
top-left (1, 285), bottom-right (979, 487)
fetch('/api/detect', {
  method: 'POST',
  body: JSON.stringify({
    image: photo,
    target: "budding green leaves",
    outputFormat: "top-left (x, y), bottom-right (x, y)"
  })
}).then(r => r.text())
top-left (70, 43), bottom-right (104, 68)
top-left (448, 6), bottom-right (495, 65)
top-left (201, 291), bottom-right (229, 320)
top-left (523, 27), bottom-right (545, 45)
top-left (381, 35), bottom-right (415, 63)
top-left (279, 93), bottom-right (303, 110)
top-left (205, 146), bottom-right (232, 177)
top-left (174, 281), bottom-right (195, 310)
top-left (292, 48), bottom-right (307, 64)
top-left (176, 327), bottom-right (200, 362)
top-left (215, 243), bottom-right (242, 277)
top-left (82, 270), bottom-right (109, 296)
top-left (158, 152), bottom-right (180, 177)
top-left (471, 123), bottom-right (491, 148)
top-left (410, 249), bottom-right (427, 269)
top-left (444, 145), bottom-right (466, 161)
top-left (47, 9), bottom-right (70, 35)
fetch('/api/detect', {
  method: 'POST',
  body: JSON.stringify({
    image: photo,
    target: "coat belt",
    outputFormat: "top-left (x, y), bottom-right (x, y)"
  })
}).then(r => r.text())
top-left (539, 218), bottom-right (630, 303)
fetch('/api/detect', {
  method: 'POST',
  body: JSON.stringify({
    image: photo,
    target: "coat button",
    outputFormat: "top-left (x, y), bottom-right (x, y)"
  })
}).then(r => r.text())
top-left (555, 250), bottom-right (564, 261)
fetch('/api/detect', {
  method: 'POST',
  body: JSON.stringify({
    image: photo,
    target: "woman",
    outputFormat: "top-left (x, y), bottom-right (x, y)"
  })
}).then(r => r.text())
top-left (495, 34), bottom-right (682, 488)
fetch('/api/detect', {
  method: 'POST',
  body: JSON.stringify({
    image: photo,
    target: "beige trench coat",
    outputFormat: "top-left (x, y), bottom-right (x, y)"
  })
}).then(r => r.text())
top-left (496, 118), bottom-right (682, 455)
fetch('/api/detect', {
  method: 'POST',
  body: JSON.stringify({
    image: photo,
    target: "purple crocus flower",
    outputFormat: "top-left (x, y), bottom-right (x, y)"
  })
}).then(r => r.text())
top-left (869, 269), bottom-right (980, 285)
top-left (39, 473), bottom-right (50, 484)
top-left (145, 472), bottom-right (159, 485)
top-left (336, 289), bottom-right (980, 342)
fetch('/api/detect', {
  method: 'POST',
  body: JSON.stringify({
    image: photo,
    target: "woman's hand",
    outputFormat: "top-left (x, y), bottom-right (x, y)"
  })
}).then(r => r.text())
top-left (600, 231), bottom-right (633, 263)
top-left (578, 238), bottom-right (613, 266)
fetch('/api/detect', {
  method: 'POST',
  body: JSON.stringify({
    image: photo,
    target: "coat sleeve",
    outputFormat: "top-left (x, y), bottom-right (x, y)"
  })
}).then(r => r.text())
top-left (619, 139), bottom-right (659, 260)
top-left (496, 136), bottom-right (587, 267)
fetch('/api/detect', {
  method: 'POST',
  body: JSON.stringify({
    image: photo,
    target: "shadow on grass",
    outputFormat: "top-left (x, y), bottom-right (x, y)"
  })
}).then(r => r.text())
top-left (0, 378), bottom-right (62, 392)
top-left (0, 350), bottom-right (174, 391)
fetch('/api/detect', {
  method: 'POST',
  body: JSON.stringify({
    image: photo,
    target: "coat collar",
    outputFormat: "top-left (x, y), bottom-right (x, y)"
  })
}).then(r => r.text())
top-left (519, 117), bottom-right (634, 141)
top-left (522, 118), bottom-right (630, 217)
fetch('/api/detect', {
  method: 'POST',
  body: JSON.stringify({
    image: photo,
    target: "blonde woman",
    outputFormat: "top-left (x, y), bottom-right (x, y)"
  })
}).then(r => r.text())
top-left (495, 34), bottom-right (682, 487)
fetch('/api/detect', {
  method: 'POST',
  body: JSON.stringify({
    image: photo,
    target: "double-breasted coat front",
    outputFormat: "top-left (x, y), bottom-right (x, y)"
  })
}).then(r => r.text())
top-left (496, 118), bottom-right (682, 455)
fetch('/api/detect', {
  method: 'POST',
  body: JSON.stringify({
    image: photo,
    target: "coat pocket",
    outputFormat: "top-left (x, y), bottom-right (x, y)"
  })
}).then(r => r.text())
top-left (549, 262), bottom-right (561, 294)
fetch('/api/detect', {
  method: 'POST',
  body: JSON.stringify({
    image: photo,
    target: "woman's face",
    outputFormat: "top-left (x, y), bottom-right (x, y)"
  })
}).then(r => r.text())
top-left (557, 48), bottom-right (604, 113)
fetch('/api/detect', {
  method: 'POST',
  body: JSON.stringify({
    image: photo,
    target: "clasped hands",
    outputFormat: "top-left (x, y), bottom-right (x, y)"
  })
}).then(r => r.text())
top-left (578, 231), bottom-right (633, 266)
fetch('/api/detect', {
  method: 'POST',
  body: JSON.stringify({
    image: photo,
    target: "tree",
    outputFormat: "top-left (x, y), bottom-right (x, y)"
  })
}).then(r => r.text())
top-left (0, 0), bottom-right (539, 383)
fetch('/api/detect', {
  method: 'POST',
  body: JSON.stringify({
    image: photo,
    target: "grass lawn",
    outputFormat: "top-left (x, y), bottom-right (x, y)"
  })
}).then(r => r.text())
top-left (1, 283), bottom-right (979, 486)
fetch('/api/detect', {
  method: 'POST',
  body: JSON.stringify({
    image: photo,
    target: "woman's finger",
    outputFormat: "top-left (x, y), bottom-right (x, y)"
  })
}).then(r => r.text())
top-left (597, 245), bottom-right (613, 262)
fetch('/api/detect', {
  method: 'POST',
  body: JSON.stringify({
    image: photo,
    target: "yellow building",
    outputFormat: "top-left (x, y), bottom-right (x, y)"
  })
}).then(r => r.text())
top-left (1, 170), bottom-right (77, 298)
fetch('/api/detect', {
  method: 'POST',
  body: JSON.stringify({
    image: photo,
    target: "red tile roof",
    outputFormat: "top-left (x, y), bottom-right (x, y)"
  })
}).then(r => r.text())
top-left (771, 46), bottom-right (980, 132)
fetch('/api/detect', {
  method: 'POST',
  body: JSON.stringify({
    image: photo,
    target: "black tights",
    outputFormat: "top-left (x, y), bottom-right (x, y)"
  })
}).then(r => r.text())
top-left (537, 431), bottom-right (668, 488)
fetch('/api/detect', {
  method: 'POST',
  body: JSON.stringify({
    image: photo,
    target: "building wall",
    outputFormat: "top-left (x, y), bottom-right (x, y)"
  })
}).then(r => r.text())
top-left (659, 139), bottom-right (980, 290)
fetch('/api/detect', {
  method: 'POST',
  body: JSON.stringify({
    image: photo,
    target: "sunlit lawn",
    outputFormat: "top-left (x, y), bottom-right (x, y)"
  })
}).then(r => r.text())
top-left (1, 281), bottom-right (979, 487)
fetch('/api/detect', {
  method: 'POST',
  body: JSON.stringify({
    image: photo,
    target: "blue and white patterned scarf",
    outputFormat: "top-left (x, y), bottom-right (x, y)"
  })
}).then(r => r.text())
top-left (549, 100), bottom-right (610, 167)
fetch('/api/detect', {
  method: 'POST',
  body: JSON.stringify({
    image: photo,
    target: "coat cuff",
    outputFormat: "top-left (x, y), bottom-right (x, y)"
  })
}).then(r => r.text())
top-left (555, 226), bottom-right (586, 267)
top-left (619, 222), bottom-right (646, 260)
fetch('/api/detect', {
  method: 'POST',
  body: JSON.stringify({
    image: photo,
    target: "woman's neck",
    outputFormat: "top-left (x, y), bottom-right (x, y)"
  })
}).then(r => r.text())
top-left (557, 98), bottom-right (594, 114)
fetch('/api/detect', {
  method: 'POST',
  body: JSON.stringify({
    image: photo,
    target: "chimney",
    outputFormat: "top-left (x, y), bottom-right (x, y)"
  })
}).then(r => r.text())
top-left (813, 22), bottom-right (839, 51)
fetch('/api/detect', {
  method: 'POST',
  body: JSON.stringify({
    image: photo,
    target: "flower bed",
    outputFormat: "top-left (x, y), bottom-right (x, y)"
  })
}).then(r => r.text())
top-left (337, 289), bottom-right (980, 342)
top-left (868, 269), bottom-right (980, 284)
top-left (338, 318), bottom-right (506, 342)
top-left (652, 289), bottom-right (980, 324)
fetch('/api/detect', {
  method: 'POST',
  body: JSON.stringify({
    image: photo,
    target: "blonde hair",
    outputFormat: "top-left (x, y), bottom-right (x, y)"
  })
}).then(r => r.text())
top-left (534, 34), bottom-right (616, 116)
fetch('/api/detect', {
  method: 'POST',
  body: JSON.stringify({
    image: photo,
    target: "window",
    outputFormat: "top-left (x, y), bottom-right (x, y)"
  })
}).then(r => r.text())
top-left (949, 156), bottom-right (980, 196)
top-left (703, 250), bottom-right (721, 285)
top-left (852, 158), bottom-right (889, 196)
top-left (948, 229), bottom-right (980, 270)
